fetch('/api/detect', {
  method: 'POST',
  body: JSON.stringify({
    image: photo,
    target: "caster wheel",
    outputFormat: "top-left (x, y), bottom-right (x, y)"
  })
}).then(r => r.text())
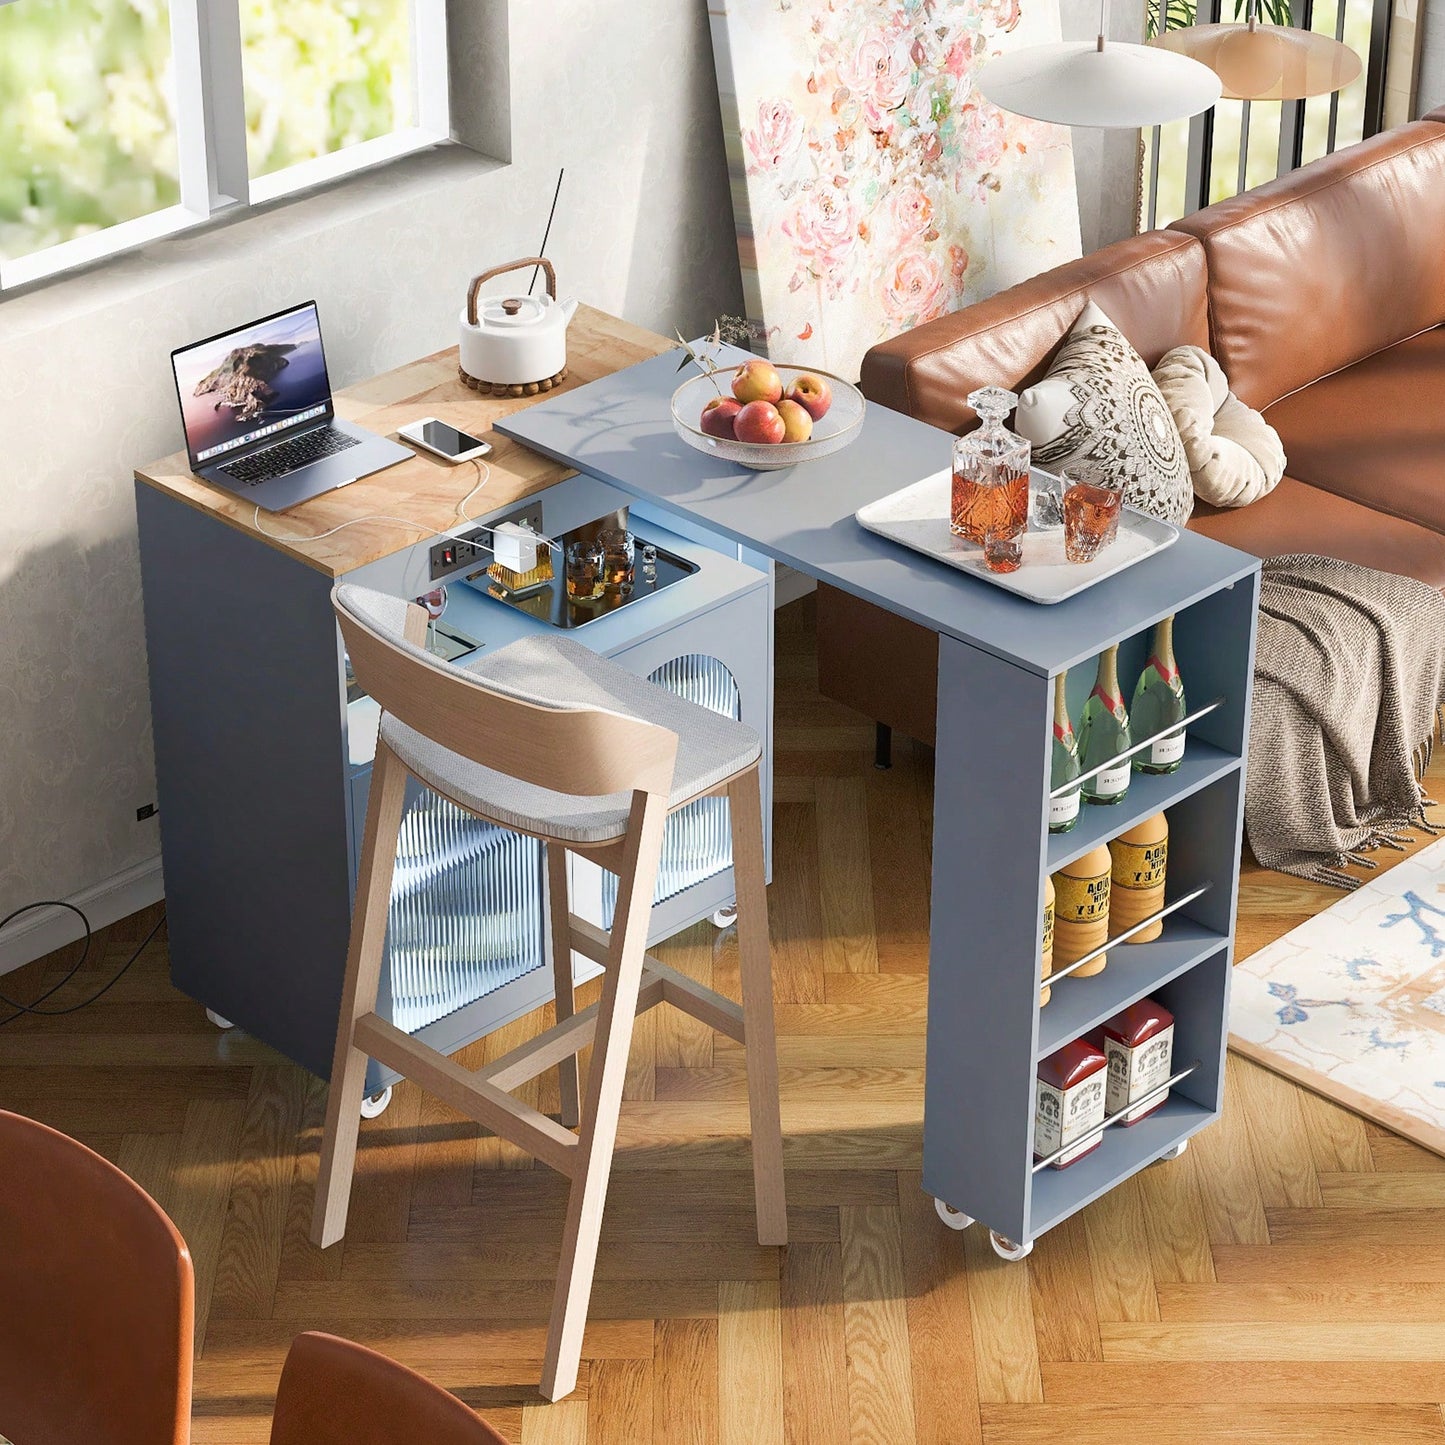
top-left (934, 1197), bottom-right (974, 1231)
top-left (989, 1231), bottom-right (1034, 1262)
top-left (205, 1008), bottom-right (234, 1030)
top-left (359, 1086), bottom-right (393, 1119)
top-left (711, 905), bottom-right (738, 930)
top-left (1159, 1137), bottom-right (1189, 1161)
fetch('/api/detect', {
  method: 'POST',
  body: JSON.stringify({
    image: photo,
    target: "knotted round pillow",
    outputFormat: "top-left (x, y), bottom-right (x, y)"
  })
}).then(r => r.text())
top-left (1150, 345), bottom-right (1287, 509)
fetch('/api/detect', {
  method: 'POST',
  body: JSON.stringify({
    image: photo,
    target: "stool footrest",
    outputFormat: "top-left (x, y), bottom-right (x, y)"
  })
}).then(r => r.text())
top-left (568, 915), bottom-right (746, 1044)
top-left (353, 1014), bottom-right (580, 1177)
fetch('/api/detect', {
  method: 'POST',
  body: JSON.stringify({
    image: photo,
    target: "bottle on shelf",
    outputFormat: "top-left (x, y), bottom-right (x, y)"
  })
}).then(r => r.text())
top-left (1049, 672), bottom-right (1081, 834)
top-left (1052, 844), bottom-right (1111, 978)
top-left (1109, 813), bottom-right (1168, 942)
top-left (1079, 644), bottom-right (1132, 805)
top-left (1102, 998), bottom-right (1175, 1124)
top-left (1035, 1038), bottom-right (1108, 1169)
top-left (1131, 615), bottom-right (1187, 774)
top-left (951, 387), bottom-right (1030, 545)
top-left (1041, 875), bottom-right (1055, 1007)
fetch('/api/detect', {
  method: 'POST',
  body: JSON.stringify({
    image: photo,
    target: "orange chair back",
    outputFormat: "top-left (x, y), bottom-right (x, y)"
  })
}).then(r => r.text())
top-left (270, 1333), bottom-right (512, 1444)
top-left (0, 1109), bottom-right (193, 1445)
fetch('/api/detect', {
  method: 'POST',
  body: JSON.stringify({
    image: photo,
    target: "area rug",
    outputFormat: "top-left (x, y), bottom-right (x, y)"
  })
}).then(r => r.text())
top-left (1231, 836), bottom-right (1445, 1158)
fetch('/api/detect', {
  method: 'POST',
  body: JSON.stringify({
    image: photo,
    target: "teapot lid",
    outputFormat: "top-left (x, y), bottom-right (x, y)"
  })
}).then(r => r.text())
top-left (478, 293), bottom-right (552, 328)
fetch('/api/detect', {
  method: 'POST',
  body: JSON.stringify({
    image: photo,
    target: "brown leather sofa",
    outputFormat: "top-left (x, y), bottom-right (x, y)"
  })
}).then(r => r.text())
top-left (818, 107), bottom-right (1445, 749)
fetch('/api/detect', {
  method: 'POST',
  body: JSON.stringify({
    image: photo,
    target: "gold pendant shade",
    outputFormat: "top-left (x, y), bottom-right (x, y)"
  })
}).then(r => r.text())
top-left (1151, 19), bottom-right (1362, 101)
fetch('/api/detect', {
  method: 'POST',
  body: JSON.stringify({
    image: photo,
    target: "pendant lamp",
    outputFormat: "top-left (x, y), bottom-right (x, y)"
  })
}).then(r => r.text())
top-left (1149, 0), bottom-right (1361, 101)
top-left (976, 0), bottom-right (1223, 128)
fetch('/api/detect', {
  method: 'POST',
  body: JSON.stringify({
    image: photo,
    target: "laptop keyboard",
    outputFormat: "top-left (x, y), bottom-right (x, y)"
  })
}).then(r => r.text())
top-left (219, 426), bottom-right (361, 486)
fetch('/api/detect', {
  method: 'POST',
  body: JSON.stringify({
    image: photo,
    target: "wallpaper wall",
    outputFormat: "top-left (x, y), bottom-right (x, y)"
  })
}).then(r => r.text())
top-left (0, 0), bottom-right (1139, 958)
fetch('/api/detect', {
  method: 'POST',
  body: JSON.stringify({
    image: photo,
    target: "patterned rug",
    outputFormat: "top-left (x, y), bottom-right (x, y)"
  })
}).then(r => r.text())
top-left (1231, 836), bottom-right (1445, 1157)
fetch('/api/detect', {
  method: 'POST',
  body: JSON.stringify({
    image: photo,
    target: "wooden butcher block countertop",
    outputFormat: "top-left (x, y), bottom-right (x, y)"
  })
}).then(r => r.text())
top-left (134, 305), bottom-right (672, 578)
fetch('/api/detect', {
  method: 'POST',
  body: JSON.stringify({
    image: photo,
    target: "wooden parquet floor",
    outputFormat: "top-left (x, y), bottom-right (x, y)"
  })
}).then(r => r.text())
top-left (4, 593), bottom-right (1445, 1443)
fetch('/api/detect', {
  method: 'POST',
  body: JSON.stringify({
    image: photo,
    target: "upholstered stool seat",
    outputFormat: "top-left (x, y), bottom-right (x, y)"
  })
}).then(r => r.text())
top-left (380, 631), bottom-right (761, 845)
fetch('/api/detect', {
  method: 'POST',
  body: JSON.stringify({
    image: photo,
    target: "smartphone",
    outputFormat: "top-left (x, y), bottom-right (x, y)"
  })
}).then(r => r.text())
top-left (398, 417), bottom-right (493, 463)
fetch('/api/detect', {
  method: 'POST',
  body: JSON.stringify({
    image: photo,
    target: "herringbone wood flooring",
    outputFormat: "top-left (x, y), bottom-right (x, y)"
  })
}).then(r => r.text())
top-left (4, 594), bottom-right (1445, 1443)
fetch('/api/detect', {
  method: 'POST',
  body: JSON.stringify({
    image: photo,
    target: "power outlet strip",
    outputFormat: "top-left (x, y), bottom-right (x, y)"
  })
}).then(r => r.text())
top-left (428, 502), bottom-right (548, 582)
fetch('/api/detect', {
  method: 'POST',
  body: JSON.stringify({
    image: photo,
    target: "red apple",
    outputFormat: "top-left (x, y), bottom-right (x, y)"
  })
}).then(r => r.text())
top-left (731, 359), bottom-right (784, 405)
top-left (786, 372), bottom-right (832, 421)
top-left (699, 395), bottom-right (743, 439)
top-left (776, 397), bottom-right (814, 443)
top-left (733, 400), bottom-right (787, 445)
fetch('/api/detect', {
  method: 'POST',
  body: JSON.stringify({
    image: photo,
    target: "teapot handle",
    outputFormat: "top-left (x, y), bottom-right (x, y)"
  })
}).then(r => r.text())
top-left (466, 257), bottom-right (557, 326)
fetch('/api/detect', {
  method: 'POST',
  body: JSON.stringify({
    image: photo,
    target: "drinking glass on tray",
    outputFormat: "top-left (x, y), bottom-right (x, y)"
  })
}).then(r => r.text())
top-left (1062, 468), bottom-right (1124, 564)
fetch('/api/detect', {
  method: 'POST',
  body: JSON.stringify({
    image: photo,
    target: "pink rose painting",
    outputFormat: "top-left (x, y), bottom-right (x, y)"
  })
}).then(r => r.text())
top-left (709, 0), bottom-right (1082, 378)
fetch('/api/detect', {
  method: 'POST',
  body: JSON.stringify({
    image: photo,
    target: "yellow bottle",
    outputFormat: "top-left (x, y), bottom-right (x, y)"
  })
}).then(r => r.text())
top-left (1041, 874), bottom-right (1055, 1007)
top-left (1052, 844), bottom-right (1111, 977)
top-left (1110, 813), bottom-right (1168, 941)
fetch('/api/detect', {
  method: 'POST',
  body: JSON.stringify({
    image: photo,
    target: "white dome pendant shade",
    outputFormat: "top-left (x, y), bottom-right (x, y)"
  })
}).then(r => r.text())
top-left (977, 0), bottom-right (1222, 128)
top-left (1150, 2), bottom-right (1362, 101)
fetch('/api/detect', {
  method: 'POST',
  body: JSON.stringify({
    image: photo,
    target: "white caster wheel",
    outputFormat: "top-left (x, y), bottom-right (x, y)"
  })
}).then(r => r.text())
top-left (359, 1086), bottom-right (393, 1119)
top-left (989, 1231), bottom-right (1034, 1262)
top-left (934, 1197), bottom-right (974, 1231)
top-left (1159, 1138), bottom-right (1189, 1161)
top-left (712, 904), bottom-right (738, 929)
top-left (205, 1008), bottom-right (234, 1030)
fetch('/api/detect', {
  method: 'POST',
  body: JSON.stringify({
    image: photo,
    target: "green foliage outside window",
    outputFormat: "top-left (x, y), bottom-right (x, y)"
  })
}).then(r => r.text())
top-left (0, 0), bottom-right (409, 264)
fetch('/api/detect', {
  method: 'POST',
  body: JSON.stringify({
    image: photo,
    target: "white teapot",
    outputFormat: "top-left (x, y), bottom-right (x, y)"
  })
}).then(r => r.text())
top-left (458, 256), bottom-right (578, 393)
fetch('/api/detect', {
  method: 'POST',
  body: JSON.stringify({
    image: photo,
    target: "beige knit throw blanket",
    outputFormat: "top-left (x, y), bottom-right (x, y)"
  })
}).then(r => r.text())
top-left (1248, 555), bottom-right (1445, 889)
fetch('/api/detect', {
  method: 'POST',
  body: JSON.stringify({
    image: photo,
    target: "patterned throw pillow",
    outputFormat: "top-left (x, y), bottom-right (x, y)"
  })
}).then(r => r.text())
top-left (1014, 300), bottom-right (1193, 526)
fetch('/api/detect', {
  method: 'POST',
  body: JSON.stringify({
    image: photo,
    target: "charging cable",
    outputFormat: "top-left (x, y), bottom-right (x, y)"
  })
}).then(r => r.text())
top-left (0, 903), bottom-right (166, 1026)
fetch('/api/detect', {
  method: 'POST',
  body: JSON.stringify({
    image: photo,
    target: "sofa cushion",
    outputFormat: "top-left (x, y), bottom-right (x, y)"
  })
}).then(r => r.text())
top-left (860, 231), bottom-right (1209, 434)
top-left (1260, 325), bottom-right (1445, 534)
top-left (1188, 475), bottom-right (1445, 589)
top-left (1016, 302), bottom-right (1193, 525)
top-left (1170, 120), bottom-right (1445, 409)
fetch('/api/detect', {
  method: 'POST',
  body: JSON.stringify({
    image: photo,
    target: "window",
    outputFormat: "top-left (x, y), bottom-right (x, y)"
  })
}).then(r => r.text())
top-left (0, 0), bottom-right (449, 289)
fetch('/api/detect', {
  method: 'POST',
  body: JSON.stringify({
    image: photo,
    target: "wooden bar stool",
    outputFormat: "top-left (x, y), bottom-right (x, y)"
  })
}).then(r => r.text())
top-left (313, 584), bottom-right (786, 1402)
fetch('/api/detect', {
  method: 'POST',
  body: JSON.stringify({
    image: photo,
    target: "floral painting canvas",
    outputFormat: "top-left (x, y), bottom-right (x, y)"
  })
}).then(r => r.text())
top-left (709, 0), bottom-right (1083, 379)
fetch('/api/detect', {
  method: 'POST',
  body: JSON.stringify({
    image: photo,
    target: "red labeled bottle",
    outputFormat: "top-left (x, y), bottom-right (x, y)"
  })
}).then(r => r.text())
top-left (1035, 1038), bottom-right (1108, 1169)
top-left (1102, 998), bottom-right (1175, 1124)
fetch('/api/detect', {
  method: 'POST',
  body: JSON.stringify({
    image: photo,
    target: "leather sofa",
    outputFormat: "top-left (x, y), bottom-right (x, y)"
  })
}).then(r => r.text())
top-left (818, 107), bottom-right (1445, 749)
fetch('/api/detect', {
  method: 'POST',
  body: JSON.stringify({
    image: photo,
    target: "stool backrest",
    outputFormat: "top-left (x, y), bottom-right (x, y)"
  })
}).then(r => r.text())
top-left (334, 584), bottom-right (678, 800)
top-left (0, 1110), bottom-right (194, 1445)
top-left (270, 1332), bottom-right (512, 1445)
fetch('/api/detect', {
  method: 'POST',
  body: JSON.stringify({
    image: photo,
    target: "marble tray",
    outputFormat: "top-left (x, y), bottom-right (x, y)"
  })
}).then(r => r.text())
top-left (855, 468), bottom-right (1179, 605)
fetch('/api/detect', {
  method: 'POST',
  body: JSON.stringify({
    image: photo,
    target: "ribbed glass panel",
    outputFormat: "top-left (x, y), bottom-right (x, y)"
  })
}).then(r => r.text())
top-left (386, 787), bottom-right (544, 1034)
top-left (602, 654), bottom-right (741, 925)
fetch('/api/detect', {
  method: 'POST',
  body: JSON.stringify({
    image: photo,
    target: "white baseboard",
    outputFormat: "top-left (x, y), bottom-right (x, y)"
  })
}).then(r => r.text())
top-left (774, 564), bottom-right (816, 608)
top-left (0, 856), bottom-right (165, 978)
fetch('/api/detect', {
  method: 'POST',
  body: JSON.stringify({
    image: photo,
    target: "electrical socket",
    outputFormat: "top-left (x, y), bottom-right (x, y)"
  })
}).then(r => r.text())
top-left (428, 503), bottom-right (547, 581)
top-left (136, 802), bottom-right (158, 821)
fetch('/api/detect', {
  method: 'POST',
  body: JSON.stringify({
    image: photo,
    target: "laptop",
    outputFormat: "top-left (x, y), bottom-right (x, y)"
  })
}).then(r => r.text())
top-left (171, 300), bottom-right (412, 511)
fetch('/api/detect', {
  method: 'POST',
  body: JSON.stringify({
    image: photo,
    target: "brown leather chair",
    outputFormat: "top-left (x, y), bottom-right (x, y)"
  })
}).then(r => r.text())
top-left (270, 1332), bottom-right (512, 1445)
top-left (819, 111), bottom-right (1445, 753)
top-left (0, 1110), bottom-right (194, 1445)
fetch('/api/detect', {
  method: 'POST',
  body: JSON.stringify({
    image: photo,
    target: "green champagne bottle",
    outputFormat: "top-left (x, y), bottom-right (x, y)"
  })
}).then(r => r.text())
top-left (1050, 672), bottom-right (1081, 833)
top-left (1131, 615), bottom-right (1186, 775)
top-left (1079, 644), bottom-right (1132, 805)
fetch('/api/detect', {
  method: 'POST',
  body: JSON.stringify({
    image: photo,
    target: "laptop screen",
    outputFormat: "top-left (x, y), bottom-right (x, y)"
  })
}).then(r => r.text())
top-left (172, 302), bottom-right (333, 466)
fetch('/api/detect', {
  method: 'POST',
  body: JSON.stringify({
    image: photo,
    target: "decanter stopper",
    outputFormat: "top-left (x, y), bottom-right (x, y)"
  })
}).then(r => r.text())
top-left (967, 386), bottom-right (1019, 427)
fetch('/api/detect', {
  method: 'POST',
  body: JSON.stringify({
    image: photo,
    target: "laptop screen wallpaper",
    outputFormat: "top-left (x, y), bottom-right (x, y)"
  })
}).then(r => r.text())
top-left (174, 304), bottom-right (332, 463)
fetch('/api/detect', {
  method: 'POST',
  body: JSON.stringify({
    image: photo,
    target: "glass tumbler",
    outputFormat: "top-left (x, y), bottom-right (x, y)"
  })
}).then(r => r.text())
top-left (565, 539), bottom-right (605, 602)
top-left (598, 527), bottom-right (636, 596)
top-left (1062, 469), bottom-right (1125, 564)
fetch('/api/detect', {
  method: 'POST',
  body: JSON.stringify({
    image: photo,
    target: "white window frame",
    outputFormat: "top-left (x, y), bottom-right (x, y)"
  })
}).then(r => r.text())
top-left (0, 0), bottom-right (450, 291)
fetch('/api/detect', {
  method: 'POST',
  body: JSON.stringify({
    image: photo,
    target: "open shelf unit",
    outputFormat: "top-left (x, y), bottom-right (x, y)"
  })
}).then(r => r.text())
top-left (923, 554), bottom-right (1259, 1254)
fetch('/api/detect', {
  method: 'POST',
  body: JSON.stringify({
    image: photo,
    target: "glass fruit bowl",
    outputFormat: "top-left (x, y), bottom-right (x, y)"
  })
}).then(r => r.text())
top-left (670, 364), bottom-right (865, 471)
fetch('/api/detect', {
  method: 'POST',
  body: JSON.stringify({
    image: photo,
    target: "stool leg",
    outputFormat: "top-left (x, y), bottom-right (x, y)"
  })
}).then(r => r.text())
top-left (312, 742), bottom-right (409, 1249)
top-left (546, 843), bottom-right (581, 1129)
top-left (541, 792), bottom-right (668, 1402)
top-left (728, 767), bottom-right (788, 1247)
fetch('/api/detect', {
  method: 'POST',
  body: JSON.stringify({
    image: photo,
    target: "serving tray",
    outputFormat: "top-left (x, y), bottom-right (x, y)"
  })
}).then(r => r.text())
top-left (855, 468), bottom-right (1179, 605)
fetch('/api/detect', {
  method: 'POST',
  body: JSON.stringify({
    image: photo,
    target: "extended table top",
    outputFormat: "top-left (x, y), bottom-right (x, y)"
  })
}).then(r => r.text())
top-left (495, 344), bottom-right (1260, 677)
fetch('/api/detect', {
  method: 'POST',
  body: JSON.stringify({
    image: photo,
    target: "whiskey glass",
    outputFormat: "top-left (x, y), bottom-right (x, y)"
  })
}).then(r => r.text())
top-left (565, 539), bottom-right (605, 602)
top-left (598, 527), bottom-right (636, 596)
top-left (1062, 469), bottom-right (1124, 564)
